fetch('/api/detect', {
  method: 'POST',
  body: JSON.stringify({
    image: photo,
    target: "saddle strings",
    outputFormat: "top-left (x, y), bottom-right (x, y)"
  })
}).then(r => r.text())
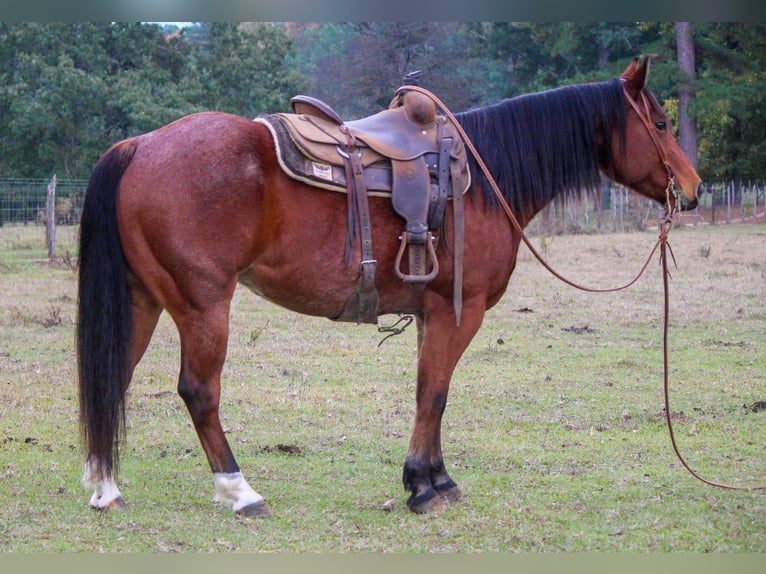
top-left (401, 84), bottom-right (766, 492)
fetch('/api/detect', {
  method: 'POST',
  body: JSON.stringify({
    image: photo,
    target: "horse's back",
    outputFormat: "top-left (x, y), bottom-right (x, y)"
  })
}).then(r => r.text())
top-left (127, 111), bottom-right (268, 180)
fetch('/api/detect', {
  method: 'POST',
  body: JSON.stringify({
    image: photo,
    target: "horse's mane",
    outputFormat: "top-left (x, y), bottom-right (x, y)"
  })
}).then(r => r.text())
top-left (455, 77), bottom-right (627, 221)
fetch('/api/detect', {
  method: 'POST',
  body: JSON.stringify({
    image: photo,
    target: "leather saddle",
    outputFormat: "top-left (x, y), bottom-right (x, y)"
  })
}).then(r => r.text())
top-left (255, 88), bottom-right (470, 325)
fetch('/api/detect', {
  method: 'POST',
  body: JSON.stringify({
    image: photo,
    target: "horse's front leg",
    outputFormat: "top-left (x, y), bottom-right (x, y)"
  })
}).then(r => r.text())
top-left (403, 295), bottom-right (485, 513)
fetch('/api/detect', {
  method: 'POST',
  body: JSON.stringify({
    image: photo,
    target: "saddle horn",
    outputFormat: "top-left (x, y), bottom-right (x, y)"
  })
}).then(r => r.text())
top-left (402, 70), bottom-right (423, 86)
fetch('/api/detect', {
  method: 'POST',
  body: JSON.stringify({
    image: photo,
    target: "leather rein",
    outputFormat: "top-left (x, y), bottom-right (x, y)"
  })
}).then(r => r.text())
top-left (403, 84), bottom-right (765, 492)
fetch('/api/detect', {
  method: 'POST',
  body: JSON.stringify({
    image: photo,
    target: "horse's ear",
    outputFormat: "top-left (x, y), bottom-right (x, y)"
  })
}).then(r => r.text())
top-left (621, 56), bottom-right (650, 99)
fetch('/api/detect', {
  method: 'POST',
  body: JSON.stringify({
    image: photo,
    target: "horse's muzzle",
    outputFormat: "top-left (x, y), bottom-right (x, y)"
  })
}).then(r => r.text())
top-left (679, 182), bottom-right (701, 211)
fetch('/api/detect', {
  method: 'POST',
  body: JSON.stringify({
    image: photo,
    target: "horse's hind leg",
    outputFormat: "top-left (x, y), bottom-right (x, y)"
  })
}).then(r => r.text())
top-left (173, 302), bottom-right (270, 517)
top-left (83, 280), bottom-right (162, 511)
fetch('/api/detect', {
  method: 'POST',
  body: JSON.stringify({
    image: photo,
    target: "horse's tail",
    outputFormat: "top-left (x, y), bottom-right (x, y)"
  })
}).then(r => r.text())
top-left (77, 140), bottom-right (137, 481)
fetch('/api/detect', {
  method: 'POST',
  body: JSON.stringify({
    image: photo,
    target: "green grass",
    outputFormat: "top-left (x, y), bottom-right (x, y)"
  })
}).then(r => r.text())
top-left (0, 222), bottom-right (764, 552)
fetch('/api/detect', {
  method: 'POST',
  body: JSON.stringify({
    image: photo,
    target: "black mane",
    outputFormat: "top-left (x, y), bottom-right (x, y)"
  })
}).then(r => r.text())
top-left (455, 77), bottom-right (627, 221)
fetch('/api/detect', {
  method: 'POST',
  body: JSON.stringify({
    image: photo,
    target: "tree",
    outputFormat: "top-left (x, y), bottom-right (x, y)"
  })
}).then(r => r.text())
top-left (675, 22), bottom-right (698, 170)
top-left (0, 24), bottom-right (110, 176)
top-left (0, 22), bottom-right (306, 178)
top-left (1, 22), bottom-right (764, 182)
top-left (691, 23), bottom-right (766, 180)
top-left (191, 22), bottom-right (307, 117)
top-left (0, 22), bottom-right (194, 176)
top-left (290, 23), bottom-right (505, 117)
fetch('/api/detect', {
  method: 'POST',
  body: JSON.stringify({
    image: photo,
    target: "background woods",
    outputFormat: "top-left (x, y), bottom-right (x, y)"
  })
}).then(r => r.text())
top-left (0, 22), bottom-right (764, 213)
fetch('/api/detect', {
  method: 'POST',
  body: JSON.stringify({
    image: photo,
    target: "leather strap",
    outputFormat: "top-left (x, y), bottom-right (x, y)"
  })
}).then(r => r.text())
top-left (337, 129), bottom-right (378, 323)
top-left (623, 88), bottom-right (675, 200)
top-left (450, 153), bottom-right (465, 326)
top-left (439, 127), bottom-right (464, 325)
top-left (343, 150), bottom-right (358, 265)
top-left (431, 129), bottom-right (451, 232)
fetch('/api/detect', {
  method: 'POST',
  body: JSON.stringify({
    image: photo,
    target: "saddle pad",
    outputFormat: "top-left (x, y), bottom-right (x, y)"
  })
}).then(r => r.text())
top-left (255, 113), bottom-right (471, 199)
top-left (271, 112), bottom-right (387, 168)
top-left (256, 114), bottom-right (394, 196)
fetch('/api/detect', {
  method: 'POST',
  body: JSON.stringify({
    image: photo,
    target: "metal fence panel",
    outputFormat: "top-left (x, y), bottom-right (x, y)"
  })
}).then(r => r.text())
top-left (0, 178), bottom-right (87, 226)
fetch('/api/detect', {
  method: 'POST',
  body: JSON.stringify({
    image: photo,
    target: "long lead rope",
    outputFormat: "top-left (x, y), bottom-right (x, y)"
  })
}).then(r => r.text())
top-left (659, 220), bottom-right (765, 491)
top-left (400, 84), bottom-right (765, 492)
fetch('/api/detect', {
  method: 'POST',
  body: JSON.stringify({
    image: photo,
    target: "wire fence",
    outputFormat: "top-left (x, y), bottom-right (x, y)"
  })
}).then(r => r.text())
top-left (526, 179), bottom-right (766, 235)
top-left (0, 177), bottom-right (87, 226)
top-left (1, 176), bottom-right (764, 232)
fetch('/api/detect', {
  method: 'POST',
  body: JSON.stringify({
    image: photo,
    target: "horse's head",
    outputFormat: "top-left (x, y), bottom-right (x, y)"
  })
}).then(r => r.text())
top-left (615, 56), bottom-right (701, 212)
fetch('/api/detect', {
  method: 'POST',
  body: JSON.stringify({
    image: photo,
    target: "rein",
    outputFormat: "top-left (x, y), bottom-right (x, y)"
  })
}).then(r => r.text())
top-left (402, 84), bottom-right (765, 492)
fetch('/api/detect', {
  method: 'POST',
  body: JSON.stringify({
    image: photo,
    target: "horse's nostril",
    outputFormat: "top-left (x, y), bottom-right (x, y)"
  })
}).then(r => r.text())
top-left (681, 194), bottom-right (699, 211)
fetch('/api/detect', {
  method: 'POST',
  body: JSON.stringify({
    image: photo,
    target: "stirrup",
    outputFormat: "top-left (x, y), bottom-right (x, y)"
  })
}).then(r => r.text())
top-left (395, 232), bottom-right (439, 284)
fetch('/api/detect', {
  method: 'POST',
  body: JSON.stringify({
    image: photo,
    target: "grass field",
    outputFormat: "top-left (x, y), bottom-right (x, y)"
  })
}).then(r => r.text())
top-left (0, 220), bottom-right (764, 552)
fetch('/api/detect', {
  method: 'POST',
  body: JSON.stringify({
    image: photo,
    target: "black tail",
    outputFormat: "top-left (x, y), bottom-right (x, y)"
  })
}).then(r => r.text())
top-left (77, 141), bottom-right (137, 480)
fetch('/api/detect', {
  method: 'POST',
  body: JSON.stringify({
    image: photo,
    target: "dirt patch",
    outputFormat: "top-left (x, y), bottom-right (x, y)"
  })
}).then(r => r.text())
top-left (743, 401), bottom-right (766, 413)
top-left (261, 443), bottom-right (302, 455)
top-left (561, 325), bottom-right (597, 335)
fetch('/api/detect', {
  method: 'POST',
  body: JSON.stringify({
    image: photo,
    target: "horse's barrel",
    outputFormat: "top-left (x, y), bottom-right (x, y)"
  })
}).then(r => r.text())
top-left (403, 91), bottom-right (436, 126)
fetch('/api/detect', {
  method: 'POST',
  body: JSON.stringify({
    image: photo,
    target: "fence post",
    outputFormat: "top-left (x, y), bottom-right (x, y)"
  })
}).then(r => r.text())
top-left (726, 181), bottom-right (732, 225)
top-left (45, 174), bottom-right (56, 262)
top-left (741, 180), bottom-right (746, 222)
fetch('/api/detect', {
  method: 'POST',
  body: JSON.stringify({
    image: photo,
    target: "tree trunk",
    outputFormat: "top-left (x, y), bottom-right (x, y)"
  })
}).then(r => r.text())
top-left (675, 22), bottom-right (698, 171)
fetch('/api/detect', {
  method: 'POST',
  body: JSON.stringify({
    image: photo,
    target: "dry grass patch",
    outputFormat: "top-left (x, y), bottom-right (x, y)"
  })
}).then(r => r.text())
top-left (0, 222), bottom-right (764, 552)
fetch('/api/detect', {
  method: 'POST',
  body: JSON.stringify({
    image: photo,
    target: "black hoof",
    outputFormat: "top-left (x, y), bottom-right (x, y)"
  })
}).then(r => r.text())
top-left (407, 487), bottom-right (438, 514)
top-left (236, 500), bottom-right (272, 518)
top-left (436, 484), bottom-right (462, 503)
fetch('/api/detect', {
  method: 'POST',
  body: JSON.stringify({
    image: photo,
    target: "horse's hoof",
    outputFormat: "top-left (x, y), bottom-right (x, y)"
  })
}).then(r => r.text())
top-left (407, 487), bottom-right (438, 514)
top-left (92, 496), bottom-right (126, 512)
top-left (436, 485), bottom-right (462, 503)
top-left (236, 500), bottom-right (272, 518)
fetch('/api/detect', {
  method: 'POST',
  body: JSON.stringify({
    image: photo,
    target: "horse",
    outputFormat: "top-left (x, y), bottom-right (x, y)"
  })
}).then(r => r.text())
top-left (77, 57), bottom-right (701, 517)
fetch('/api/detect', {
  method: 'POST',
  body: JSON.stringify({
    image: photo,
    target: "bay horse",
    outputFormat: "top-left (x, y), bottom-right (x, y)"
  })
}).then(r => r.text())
top-left (77, 57), bottom-right (701, 516)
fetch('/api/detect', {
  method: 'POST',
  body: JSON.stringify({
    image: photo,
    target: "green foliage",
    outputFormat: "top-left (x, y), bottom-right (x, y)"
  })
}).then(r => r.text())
top-left (0, 22), bottom-right (305, 178)
top-left (289, 22), bottom-right (765, 182)
top-left (692, 23), bottom-right (766, 180)
top-left (191, 23), bottom-right (307, 117)
top-left (0, 22), bottom-right (764, 181)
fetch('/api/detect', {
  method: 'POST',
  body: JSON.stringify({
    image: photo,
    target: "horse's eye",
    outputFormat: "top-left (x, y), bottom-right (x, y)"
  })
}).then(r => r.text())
top-left (655, 121), bottom-right (667, 131)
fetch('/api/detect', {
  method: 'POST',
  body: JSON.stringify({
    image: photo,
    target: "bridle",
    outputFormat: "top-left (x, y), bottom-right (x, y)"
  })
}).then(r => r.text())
top-left (622, 85), bottom-right (681, 216)
top-left (402, 83), bottom-right (764, 492)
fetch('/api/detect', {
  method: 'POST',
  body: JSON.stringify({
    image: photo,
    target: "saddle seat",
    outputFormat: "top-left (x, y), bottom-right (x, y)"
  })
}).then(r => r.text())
top-left (255, 87), bottom-right (469, 325)
top-left (291, 90), bottom-right (452, 161)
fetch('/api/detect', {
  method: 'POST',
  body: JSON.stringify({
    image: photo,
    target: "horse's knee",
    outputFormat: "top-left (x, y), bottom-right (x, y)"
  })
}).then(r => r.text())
top-left (428, 390), bottom-right (448, 416)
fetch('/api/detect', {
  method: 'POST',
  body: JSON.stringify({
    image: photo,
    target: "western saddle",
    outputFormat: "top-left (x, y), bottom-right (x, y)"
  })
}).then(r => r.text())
top-left (255, 86), bottom-right (470, 325)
